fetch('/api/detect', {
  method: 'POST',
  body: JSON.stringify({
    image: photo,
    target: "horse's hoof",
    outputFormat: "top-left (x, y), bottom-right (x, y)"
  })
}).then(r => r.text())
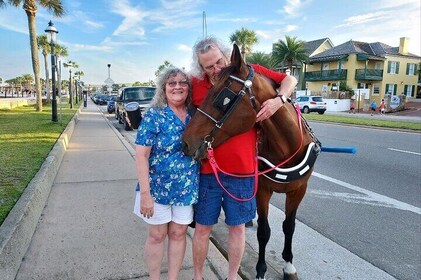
top-left (283, 271), bottom-right (298, 280)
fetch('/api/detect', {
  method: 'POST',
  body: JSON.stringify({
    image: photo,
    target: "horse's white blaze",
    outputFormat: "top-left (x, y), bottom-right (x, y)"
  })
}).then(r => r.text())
top-left (255, 278), bottom-right (265, 280)
top-left (284, 262), bottom-right (297, 274)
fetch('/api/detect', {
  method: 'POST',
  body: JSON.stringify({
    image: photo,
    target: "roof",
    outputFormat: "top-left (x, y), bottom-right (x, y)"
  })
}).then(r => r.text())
top-left (303, 38), bottom-right (333, 57)
top-left (310, 40), bottom-right (421, 63)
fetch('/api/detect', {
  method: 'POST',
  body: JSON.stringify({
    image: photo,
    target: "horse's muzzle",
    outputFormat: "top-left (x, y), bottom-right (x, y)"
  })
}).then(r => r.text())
top-left (182, 140), bottom-right (207, 161)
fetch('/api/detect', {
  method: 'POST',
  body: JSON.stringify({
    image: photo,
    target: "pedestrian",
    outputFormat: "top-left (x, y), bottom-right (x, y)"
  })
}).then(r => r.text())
top-left (190, 37), bottom-right (297, 280)
top-left (379, 98), bottom-right (385, 115)
top-left (133, 67), bottom-right (199, 280)
top-left (370, 99), bottom-right (377, 116)
top-left (349, 98), bottom-right (355, 114)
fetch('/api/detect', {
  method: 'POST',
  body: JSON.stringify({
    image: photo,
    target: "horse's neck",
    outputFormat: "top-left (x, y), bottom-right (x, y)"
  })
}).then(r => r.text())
top-left (258, 108), bottom-right (309, 166)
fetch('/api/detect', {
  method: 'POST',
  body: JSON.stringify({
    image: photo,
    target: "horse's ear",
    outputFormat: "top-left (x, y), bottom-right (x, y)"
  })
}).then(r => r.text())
top-left (230, 43), bottom-right (245, 71)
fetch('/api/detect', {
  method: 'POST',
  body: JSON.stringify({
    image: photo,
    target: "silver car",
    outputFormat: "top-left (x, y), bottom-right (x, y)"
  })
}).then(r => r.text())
top-left (295, 95), bottom-right (326, 114)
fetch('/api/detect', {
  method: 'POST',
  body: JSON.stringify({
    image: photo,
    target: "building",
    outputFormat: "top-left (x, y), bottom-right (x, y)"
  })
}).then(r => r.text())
top-left (305, 37), bottom-right (420, 104)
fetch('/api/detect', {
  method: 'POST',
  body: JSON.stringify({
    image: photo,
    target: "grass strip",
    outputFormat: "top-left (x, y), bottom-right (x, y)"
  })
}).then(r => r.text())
top-left (0, 102), bottom-right (78, 224)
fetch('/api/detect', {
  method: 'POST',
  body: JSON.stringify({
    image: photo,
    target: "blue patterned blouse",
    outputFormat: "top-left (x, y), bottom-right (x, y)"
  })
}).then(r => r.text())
top-left (135, 106), bottom-right (199, 206)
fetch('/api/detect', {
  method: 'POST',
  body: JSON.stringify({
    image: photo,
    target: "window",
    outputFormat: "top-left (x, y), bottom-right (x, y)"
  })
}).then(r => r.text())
top-left (404, 85), bottom-right (414, 97)
top-left (406, 63), bottom-right (417, 75)
top-left (373, 84), bottom-right (380, 95)
top-left (375, 62), bottom-right (382, 70)
top-left (385, 83), bottom-right (396, 95)
top-left (387, 61), bottom-right (399, 74)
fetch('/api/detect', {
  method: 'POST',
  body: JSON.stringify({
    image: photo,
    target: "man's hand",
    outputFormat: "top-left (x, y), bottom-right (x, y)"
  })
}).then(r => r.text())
top-left (256, 97), bottom-right (283, 122)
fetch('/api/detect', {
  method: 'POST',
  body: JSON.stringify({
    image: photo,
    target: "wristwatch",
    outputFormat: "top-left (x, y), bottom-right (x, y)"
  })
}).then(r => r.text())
top-left (277, 94), bottom-right (287, 104)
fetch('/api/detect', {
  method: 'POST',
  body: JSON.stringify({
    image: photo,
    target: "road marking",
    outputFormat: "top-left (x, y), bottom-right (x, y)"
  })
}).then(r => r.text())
top-left (388, 148), bottom-right (421, 156)
top-left (312, 172), bottom-right (421, 215)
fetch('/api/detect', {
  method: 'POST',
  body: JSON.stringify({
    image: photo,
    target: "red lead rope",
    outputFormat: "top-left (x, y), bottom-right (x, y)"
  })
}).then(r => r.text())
top-left (206, 103), bottom-right (303, 201)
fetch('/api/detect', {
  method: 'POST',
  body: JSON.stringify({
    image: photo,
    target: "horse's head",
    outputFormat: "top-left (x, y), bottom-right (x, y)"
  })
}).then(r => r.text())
top-left (182, 44), bottom-right (262, 160)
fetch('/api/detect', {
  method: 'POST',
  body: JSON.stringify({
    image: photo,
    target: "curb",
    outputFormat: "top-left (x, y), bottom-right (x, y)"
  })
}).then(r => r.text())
top-left (0, 107), bottom-right (82, 280)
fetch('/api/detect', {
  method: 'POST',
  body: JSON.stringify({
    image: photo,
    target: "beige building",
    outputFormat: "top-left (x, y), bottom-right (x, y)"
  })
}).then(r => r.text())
top-left (305, 37), bottom-right (420, 103)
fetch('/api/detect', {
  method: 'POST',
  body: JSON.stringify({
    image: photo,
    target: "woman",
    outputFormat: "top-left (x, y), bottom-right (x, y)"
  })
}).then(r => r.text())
top-left (133, 67), bottom-right (199, 280)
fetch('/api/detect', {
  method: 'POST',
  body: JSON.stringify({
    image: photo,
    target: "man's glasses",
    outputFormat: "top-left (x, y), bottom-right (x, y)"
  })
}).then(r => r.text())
top-left (167, 80), bottom-right (189, 87)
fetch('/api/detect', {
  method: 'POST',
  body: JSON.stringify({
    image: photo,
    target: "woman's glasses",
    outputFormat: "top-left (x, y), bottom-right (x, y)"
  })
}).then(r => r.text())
top-left (167, 80), bottom-right (189, 87)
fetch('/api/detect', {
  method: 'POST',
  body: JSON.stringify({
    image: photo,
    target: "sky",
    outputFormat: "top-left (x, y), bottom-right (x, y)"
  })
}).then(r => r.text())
top-left (0, 0), bottom-right (420, 86)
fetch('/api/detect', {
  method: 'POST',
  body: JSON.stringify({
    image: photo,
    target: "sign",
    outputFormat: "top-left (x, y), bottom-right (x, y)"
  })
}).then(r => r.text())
top-left (390, 96), bottom-right (400, 109)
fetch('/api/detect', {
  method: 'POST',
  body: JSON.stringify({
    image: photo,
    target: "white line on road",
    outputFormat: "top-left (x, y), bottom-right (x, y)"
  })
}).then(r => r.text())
top-left (312, 172), bottom-right (421, 215)
top-left (388, 148), bottom-right (421, 156)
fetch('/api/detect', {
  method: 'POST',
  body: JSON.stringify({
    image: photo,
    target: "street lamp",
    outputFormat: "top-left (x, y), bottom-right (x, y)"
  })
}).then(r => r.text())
top-left (45, 20), bottom-right (58, 122)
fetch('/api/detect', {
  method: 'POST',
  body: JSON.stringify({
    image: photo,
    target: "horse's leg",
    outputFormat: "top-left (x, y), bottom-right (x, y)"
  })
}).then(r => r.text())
top-left (255, 186), bottom-right (272, 280)
top-left (282, 184), bottom-right (307, 280)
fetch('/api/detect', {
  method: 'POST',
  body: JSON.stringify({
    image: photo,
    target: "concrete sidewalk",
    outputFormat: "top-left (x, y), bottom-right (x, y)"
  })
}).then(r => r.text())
top-left (9, 99), bottom-right (234, 280)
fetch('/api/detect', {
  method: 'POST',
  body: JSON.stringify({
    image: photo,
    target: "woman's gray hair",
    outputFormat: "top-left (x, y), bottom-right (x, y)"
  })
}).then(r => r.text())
top-left (190, 37), bottom-right (231, 78)
top-left (150, 67), bottom-right (192, 108)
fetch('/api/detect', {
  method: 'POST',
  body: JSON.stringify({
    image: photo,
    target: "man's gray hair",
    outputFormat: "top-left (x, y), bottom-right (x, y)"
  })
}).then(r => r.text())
top-left (190, 37), bottom-right (231, 78)
top-left (150, 67), bottom-right (192, 108)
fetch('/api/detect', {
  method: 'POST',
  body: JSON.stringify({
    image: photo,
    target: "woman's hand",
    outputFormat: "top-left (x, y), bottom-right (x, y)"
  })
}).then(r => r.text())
top-left (140, 193), bottom-right (154, 218)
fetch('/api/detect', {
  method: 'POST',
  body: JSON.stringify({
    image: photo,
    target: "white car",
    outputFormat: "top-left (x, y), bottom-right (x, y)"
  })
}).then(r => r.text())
top-left (295, 95), bottom-right (326, 114)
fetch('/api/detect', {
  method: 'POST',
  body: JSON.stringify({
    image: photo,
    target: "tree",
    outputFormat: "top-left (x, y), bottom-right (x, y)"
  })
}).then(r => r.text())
top-left (0, 0), bottom-right (65, 112)
top-left (37, 35), bottom-right (67, 102)
top-left (272, 35), bottom-right (308, 73)
top-left (63, 61), bottom-right (78, 108)
top-left (155, 61), bottom-right (173, 77)
top-left (229, 27), bottom-right (258, 61)
top-left (247, 51), bottom-right (277, 70)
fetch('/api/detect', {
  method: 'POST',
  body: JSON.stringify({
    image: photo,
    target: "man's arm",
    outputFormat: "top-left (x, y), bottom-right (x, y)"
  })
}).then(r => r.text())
top-left (255, 74), bottom-right (297, 122)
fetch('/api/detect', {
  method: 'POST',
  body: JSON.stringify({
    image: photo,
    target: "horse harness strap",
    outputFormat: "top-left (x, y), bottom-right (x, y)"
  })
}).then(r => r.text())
top-left (259, 142), bottom-right (320, 183)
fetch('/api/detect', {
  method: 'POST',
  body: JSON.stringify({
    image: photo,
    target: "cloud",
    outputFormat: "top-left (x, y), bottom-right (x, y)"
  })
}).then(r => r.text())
top-left (336, 11), bottom-right (388, 28)
top-left (280, 0), bottom-right (312, 18)
top-left (110, 1), bottom-right (148, 37)
top-left (178, 44), bottom-right (191, 52)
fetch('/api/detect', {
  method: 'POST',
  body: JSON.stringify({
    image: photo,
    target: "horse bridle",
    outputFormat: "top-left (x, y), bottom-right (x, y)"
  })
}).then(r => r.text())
top-left (196, 65), bottom-right (258, 149)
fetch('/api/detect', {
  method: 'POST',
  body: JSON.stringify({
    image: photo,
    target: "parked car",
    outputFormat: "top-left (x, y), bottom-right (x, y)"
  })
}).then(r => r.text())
top-left (116, 86), bottom-right (156, 130)
top-left (107, 95), bottom-right (118, 114)
top-left (295, 95), bottom-right (326, 114)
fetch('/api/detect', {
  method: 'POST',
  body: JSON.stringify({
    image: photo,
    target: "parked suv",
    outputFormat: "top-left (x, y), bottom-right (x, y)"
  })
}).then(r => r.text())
top-left (295, 95), bottom-right (326, 114)
top-left (116, 86), bottom-right (156, 130)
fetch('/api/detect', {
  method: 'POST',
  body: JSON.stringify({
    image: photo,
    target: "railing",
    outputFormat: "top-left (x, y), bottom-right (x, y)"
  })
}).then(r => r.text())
top-left (355, 69), bottom-right (383, 80)
top-left (304, 69), bottom-right (347, 81)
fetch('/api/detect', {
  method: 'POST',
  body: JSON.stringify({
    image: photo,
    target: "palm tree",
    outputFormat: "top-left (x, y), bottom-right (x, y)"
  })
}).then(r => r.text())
top-left (272, 35), bottom-right (308, 74)
top-left (63, 61), bottom-right (78, 108)
top-left (155, 61), bottom-right (173, 77)
top-left (247, 51), bottom-right (277, 70)
top-left (37, 35), bottom-right (67, 102)
top-left (229, 27), bottom-right (258, 61)
top-left (0, 0), bottom-right (65, 112)
top-left (74, 70), bottom-right (84, 101)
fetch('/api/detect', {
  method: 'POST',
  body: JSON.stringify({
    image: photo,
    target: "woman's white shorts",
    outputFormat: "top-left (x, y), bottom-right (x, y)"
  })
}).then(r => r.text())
top-left (133, 191), bottom-right (193, 225)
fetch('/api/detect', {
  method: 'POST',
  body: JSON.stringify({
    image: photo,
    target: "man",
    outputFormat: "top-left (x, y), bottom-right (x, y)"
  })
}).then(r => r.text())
top-left (190, 37), bottom-right (297, 280)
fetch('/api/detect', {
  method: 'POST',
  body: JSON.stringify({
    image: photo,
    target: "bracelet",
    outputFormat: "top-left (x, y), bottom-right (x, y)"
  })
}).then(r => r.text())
top-left (277, 94), bottom-right (287, 104)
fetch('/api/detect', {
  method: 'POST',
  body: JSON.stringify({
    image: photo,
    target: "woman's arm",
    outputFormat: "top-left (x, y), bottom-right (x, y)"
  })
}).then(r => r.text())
top-left (135, 145), bottom-right (154, 218)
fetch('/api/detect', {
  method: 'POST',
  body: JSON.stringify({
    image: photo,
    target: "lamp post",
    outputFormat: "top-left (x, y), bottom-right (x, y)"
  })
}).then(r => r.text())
top-left (45, 20), bottom-right (58, 122)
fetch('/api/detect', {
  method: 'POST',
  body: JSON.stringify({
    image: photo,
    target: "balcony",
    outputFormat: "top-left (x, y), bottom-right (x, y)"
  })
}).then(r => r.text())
top-left (304, 69), bottom-right (347, 81)
top-left (355, 69), bottom-right (383, 81)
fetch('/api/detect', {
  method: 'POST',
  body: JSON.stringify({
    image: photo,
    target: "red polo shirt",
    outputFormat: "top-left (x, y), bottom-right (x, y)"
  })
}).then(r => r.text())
top-left (191, 64), bottom-right (286, 174)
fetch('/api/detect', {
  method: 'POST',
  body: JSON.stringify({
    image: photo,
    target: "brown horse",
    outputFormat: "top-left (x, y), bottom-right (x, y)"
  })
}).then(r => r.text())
top-left (182, 44), bottom-right (320, 280)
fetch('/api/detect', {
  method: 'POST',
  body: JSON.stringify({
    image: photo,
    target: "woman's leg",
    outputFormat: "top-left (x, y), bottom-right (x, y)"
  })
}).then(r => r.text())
top-left (145, 224), bottom-right (168, 280)
top-left (167, 222), bottom-right (188, 280)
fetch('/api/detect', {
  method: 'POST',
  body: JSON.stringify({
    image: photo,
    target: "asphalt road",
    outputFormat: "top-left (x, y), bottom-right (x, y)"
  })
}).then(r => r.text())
top-left (102, 105), bottom-right (420, 280)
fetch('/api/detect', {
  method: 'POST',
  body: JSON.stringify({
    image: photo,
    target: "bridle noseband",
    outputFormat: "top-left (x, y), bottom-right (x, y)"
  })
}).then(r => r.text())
top-left (197, 65), bottom-right (258, 148)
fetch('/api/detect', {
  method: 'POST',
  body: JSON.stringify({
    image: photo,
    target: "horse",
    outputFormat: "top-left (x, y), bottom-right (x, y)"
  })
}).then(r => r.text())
top-left (182, 44), bottom-right (320, 280)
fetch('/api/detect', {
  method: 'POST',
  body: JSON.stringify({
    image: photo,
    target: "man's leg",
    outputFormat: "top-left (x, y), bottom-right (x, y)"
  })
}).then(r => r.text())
top-left (192, 223), bottom-right (212, 280)
top-left (227, 224), bottom-right (245, 280)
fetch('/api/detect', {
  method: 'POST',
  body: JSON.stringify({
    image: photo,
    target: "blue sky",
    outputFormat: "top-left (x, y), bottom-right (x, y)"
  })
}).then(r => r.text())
top-left (0, 0), bottom-right (420, 85)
